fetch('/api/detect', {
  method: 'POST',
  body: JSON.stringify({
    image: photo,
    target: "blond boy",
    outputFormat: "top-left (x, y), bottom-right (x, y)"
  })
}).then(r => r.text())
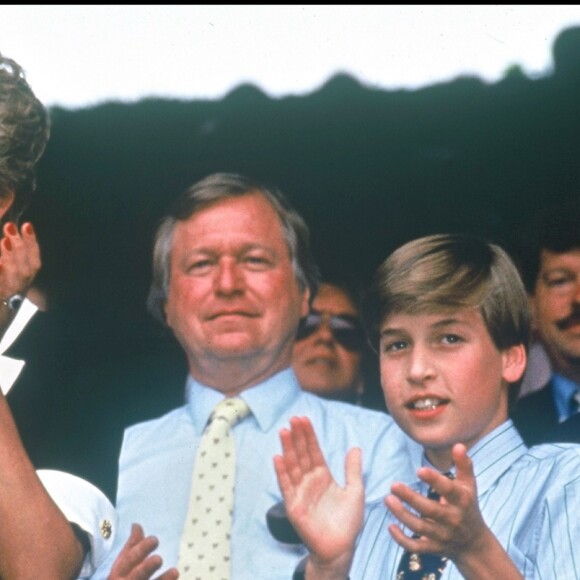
top-left (275, 234), bottom-right (580, 579)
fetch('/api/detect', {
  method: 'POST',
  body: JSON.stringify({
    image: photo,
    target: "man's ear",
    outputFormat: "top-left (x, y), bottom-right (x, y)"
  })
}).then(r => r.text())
top-left (300, 287), bottom-right (311, 318)
top-left (502, 343), bottom-right (527, 384)
top-left (354, 373), bottom-right (365, 403)
top-left (0, 191), bottom-right (15, 219)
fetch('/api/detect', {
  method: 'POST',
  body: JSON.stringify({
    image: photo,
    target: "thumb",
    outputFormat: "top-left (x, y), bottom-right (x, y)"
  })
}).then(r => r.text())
top-left (452, 443), bottom-right (475, 483)
top-left (345, 447), bottom-right (363, 488)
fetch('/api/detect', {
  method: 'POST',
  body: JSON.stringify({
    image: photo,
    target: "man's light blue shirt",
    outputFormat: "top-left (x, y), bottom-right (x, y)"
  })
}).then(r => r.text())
top-left (94, 368), bottom-right (420, 579)
top-left (551, 372), bottom-right (580, 422)
top-left (350, 420), bottom-right (580, 579)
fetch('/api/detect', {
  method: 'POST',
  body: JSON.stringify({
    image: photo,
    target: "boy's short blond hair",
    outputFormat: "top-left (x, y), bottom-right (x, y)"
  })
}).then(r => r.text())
top-left (364, 234), bottom-right (531, 404)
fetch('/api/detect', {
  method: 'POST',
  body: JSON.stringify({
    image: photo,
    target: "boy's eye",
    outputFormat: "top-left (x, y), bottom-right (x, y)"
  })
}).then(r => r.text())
top-left (383, 340), bottom-right (408, 353)
top-left (441, 334), bottom-right (463, 345)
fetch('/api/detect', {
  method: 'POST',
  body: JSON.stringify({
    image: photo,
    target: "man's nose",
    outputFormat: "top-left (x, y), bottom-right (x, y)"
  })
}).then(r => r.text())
top-left (573, 278), bottom-right (580, 303)
top-left (214, 259), bottom-right (244, 294)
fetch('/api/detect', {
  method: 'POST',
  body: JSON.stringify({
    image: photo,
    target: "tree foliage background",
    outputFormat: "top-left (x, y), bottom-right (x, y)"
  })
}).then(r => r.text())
top-left (8, 27), bottom-right (580, 500)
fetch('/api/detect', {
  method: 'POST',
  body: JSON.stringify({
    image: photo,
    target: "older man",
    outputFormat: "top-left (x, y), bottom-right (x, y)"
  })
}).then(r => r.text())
top-left (511, 200), bottom-right (580, 444)
top-left (102, 172), bottom-right (419, 580)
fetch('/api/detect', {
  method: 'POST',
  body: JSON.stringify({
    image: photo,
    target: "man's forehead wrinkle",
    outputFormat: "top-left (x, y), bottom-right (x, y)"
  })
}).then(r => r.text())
top-left (175, 242), bottom-right (278, 259)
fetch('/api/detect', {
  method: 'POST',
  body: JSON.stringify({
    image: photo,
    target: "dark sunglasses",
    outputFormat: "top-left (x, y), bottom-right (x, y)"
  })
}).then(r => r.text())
top-left (295, 311), bottom-right (366, 352)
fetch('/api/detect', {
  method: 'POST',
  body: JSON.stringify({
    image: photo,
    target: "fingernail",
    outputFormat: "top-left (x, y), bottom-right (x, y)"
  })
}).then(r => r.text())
top-left (3, 238), bottom-right (11, 251)
top-left (6, 222), bottom-right (16, 236)
top-left (24, 223), bottom-right (35, 235)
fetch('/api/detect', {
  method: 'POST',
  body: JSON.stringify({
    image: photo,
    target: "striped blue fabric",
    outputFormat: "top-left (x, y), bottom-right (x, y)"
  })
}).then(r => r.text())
top-left (97, 368), bottom-right (422, 579)
top-left (350, 420), bottom-right (580, 580)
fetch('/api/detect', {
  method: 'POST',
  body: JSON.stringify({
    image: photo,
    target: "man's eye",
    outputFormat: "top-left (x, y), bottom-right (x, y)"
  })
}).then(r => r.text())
top-left (189, 259), bottom-right (212, 271)
top-left (243, 255), bottom-right (270, 268)
top-left (546, 277), bottom-right (573, 287)
top-left (543, 272), bottom-right (576, 287)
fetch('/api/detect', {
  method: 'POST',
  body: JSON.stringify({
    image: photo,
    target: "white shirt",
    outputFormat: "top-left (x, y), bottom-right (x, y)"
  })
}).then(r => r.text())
top-left (38, 470), bottom-right (117, 578)
top-left (0, 297), bottom-right (38, 394)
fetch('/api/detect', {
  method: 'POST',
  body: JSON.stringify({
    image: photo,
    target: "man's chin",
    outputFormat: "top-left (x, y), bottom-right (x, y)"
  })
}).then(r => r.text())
top-left (553, 339), bottom-right (580, 364)
top-left (206, 337), bottom-right (259, 358)
top-left (564, 351), bottom-right (580, 365)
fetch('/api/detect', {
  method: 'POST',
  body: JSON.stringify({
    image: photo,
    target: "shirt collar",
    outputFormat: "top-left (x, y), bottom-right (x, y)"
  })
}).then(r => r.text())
top-left (0, 297), bottom-right (37, 354)
top-left (464, 420), bottom-right (527, 494)
top-left (415, 420), bottom-right (527, 496)
top-left (0, 298), bottom-right (38, 395)
top-left (185, 367), bottom-right (301, 435)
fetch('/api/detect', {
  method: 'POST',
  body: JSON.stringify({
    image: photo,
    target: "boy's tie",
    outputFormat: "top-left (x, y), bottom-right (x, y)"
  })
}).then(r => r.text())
top-left (395, 473), bottom-right (454, 580)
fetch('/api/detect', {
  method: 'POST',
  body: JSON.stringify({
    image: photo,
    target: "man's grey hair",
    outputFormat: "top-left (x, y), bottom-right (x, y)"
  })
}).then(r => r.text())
top-left (147, 172), bottom-right (320, 323)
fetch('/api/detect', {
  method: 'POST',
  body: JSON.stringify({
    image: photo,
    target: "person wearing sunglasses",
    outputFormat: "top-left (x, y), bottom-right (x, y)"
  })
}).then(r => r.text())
top-left (292, 280), bottom-right (367, 405)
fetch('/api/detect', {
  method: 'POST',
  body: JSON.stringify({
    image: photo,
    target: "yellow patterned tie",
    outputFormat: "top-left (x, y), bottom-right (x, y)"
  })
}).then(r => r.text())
top-left (177, 398), bottom-right (250, 579)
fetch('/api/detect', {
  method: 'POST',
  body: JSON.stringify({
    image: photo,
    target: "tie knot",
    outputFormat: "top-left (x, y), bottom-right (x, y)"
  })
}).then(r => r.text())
top-left (427, 471), bottom-right (454, 501)
top-left (211, 397), bottom-right (250, 427)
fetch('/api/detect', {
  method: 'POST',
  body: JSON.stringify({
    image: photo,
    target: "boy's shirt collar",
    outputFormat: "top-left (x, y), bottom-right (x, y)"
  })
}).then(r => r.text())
top-left (417, 420), bottom-right (527, 497)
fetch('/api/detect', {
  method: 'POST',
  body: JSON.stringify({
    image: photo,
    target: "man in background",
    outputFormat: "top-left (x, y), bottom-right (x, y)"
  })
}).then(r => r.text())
top-left (511, 200), bottom-right (580, 444)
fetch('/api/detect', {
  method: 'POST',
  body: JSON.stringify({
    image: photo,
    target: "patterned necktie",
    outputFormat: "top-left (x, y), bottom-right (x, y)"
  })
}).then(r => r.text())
top-left (177, 397), bottom-right (250, 579)
top-left (395, 473), bottom-right (454, 580)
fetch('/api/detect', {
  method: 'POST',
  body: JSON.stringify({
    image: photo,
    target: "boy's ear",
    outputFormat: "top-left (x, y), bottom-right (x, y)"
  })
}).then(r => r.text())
top-left (501, 343), bottom-right (527, 384)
